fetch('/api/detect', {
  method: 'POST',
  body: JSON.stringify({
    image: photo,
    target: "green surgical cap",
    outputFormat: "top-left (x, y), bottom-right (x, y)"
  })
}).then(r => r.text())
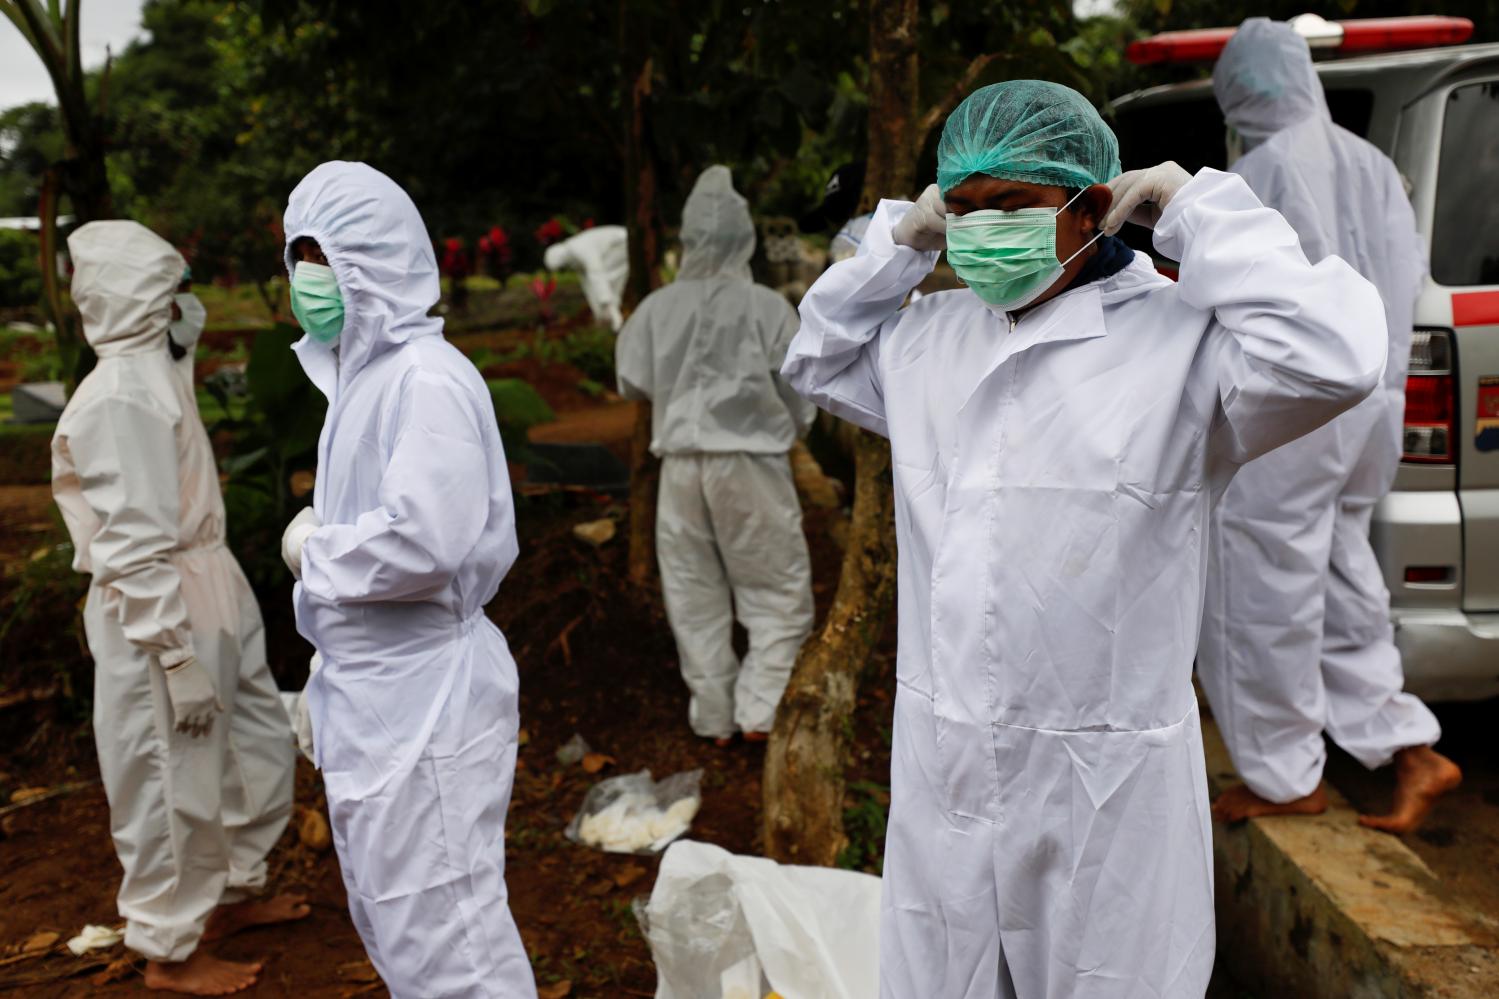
top-left (936, 80), bottom-right (1122, 195)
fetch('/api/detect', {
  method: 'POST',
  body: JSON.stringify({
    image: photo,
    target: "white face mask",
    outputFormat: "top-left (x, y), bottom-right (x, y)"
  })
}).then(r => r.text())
top-left (169, 292), bottom-right (207, 350)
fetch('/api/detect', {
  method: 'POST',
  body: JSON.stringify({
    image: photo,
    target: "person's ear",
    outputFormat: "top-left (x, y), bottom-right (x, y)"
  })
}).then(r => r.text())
top-left (1078, 184), bottom-right (1113, 237)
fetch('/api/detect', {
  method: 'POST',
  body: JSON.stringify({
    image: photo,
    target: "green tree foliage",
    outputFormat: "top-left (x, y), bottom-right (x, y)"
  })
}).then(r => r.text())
top-left (0, 102), bottom-right (63, 216)
top-left (5, 0), bottom-right (1132, 294)
top-left (0, 228), bottom-right (43, 305)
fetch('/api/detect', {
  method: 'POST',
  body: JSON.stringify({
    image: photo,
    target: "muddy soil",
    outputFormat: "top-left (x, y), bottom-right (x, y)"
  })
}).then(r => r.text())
top-left (1324, 696), bottom-right (1499, 922)
top-left (0, 476), bottom-right (875, 996)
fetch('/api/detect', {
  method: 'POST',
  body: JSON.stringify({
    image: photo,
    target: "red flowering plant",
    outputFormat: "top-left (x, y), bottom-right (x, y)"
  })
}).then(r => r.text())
top-left (530, 273), bottom-right (558, 326)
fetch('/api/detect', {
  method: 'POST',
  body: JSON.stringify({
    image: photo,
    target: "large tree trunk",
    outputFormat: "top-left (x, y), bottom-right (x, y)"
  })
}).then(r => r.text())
top-left (620, 3), bottom-right (662, 589)
top-left (762, 0), bottom-right (920, 866)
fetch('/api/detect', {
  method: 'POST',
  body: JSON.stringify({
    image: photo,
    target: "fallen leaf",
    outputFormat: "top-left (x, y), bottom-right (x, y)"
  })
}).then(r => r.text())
top-left (580, 752), bottom-right (615, 774)
top-left (22, 931), bottom-right (59, 953)
top-left (571, 518), bottom-right (616, 547)
top-left (537, 980), bottom-right (573, 998)
top-left (517, 728), bottom-right (531, 747)
top-left (9, 787), bottom-right (50, 805)
top-left (612, 864), bottom-right (646, 888)
top-left (585, 879), bottom-right (613, 897)
top-left (298, 808), bottom-right (332, 852)
top-left (91, 956), bottom-right (136, 985)
top-left (338, 959), bottom-right (380, 983)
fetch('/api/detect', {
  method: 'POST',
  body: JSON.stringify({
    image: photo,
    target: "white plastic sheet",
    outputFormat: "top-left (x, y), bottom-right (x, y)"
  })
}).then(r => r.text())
top-left (641, 840), bottom-right (880, 999)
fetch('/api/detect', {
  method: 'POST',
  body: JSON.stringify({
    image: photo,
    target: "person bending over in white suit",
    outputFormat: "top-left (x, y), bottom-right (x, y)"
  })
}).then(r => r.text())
top-left (543, 224), bottom-right (629, 332)
top-left (1199, 17), bottom-right (1461, 834)
top-left (53, 220), bottom-right (302, 996)
top-left (278, 162), bottom-right (538, 999)
top-left (616, 165), bottom-right (815, 745)
top-left (782, 80), bottom-right (1387, 999)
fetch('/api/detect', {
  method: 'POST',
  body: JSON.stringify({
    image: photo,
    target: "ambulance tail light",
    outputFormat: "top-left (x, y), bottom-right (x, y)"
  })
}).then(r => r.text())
top-left (1125, 15), bottom-right (1473, 65)
top-left (1404, 330), bottom-right (1454, 464)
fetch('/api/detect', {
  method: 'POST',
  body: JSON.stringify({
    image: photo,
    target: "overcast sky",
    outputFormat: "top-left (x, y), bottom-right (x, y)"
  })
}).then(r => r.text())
top-left (0, 0), bottom-right (145, 113)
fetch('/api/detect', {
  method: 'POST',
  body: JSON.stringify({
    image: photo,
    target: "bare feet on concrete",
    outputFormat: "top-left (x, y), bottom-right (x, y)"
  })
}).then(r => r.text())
top-left (203, 893), bottom-right (311, 941)
top-left (1211, 782), bottom-right (1328, 823)
top-left (1358, 745), bottom-right (1462, 835)
top-left (144, 951), bottom-right (263, 995)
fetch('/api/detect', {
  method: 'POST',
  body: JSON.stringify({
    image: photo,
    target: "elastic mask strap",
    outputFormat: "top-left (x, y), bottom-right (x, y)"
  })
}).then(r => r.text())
top-left (1056, 187), bottom-right (1105, 267)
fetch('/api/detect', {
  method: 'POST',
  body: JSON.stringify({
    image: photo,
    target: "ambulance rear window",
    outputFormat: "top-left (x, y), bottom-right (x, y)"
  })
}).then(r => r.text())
top-left (1432, 80), bottom-right (1499, 287)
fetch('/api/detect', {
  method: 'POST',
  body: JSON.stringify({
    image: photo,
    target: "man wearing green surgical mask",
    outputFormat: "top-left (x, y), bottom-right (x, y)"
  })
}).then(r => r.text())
top-left (783, 79), bottom-right (1388, 998)
top-left (289, 238), bottom-right (344, 346)
top-left (276, 161), bottom-right (537, 998)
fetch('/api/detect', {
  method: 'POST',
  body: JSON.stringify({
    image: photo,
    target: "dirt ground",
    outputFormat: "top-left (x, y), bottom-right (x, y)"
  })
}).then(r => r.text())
top-left (1325, 695), bottom-right (1499, 922)
top-left (0, 473), bottom-right (874, 997)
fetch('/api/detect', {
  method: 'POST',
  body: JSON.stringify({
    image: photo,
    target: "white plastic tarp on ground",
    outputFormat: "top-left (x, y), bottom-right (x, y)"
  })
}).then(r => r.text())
top-left (641, 839), bottom-right (880, 999)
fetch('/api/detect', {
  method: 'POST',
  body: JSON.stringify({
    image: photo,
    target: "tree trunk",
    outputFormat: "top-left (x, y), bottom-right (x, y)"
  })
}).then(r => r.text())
top-left (620, 3), bottom-right (663, 589)
top-left (762, 0), bottom-right (920, 866)
top-left (8, 0), bottom-right (116, 387)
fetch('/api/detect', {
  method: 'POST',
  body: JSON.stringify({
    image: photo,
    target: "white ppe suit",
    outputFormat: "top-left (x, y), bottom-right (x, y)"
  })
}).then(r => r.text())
top-left (284, 162), bottom-right (536, 999)
top-left (51, 221), bottom-right (292, 962)
top-left (1199, 18), bottom-right (1440, 804)
top-left (782, 171), bottom-right (1386, 998)
top-left (616, 165), bottom-right (815, 739)
top-left (543, 224), bottom-right (629, 331)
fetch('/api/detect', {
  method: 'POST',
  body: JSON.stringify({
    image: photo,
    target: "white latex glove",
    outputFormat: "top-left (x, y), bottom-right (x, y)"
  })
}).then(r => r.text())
top-left (295, 652), bottom-right (321, 764)
top-left (891, 183), bottom-right (948, 251)
top-left (281, 505), bottom-right (321, 580)
top-left (603, 302), bottom-right (624, 333)
top-left (162, 657), bottom-right (223, 738)
top-left (1102, 161), bottom-right (1193, 236)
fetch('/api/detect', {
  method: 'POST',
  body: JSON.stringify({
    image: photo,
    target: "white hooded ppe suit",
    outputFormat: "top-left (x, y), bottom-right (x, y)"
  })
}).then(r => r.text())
top-left (52, 221), bottom-right (293, 962)
top-left (783, 171), bottom-right (1386, 998)
top-left (284, 162), bottom-right (537, 999)
top-left (1200, 18), bottom-right (1440, 804)
top-left (543, 224), bottom-right (629, 332)
top-left (616, 165), bottom-right (815, 739)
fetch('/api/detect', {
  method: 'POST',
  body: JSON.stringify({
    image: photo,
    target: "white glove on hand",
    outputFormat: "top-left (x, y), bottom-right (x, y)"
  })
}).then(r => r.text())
top-left (295, 652), bottom-right (321, 764)
top-left (281, 505), bottom-right (321, 580)
top-left (891, 183), bottom-right (948, 251)
top-left (603, 302), bottom-right (624, 333)
top-left (1102, 161), bottom-right (1193, 236)
top-left (162, 657), bottom-right (223, 738)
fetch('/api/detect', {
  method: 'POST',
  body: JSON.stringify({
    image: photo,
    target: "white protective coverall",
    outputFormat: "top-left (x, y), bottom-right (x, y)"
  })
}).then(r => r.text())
top-left (1199, 18), bottom-right (1440, 804)
top-left (616, 165), bottom-right (815, 739)
top-left (284, 162), bottom-right (537, 999)
top-left (51, 221), bottom-right (292, 962)
top-left (782, 171), bottom-right (1386, 998)
top-left (543, 224), bottom-right (629, 331)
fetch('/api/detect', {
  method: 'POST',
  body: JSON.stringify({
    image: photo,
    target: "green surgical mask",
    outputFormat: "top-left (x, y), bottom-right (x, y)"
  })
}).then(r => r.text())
top-left (944, 187), bottom-right (1100, 313)
top-left (290, 261), bottom-right (344, 344)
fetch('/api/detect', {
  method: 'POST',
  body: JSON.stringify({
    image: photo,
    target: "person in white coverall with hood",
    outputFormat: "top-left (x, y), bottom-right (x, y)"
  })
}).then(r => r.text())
top-left (543, 224), bottom-right (629, 331)
top-left (277, 162), bottom-right (537, 999)
top-left (616, 165), bottom-right (815, 744)
top-left (1199, 18), bottom-right (1461, 834)
top-left (783, 79), bottom-right (1387, 998)
top-left (52, 220), bottom-right (301, 997)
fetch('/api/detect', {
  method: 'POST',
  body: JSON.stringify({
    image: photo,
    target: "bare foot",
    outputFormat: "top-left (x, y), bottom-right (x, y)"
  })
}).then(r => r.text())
top-left (741, 731), bottom-right (769, 744)
top-left (203, 893), bottom-right (311, 941)
top-left (1212, 782), bottom-right (1328, 823)
top-left (144, 951), bottom-right (263, 995)
top-left (1359, 745), bottom-right (1462, 834)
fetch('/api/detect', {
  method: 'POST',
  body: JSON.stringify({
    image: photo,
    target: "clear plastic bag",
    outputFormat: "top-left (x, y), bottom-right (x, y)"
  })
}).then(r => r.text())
top-left (565, 769), bottom-right (702, 854)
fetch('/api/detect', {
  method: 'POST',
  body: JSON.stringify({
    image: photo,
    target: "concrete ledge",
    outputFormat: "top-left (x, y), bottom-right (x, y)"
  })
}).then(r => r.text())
top-left (1203, 720), bottom-right (1499, 998)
